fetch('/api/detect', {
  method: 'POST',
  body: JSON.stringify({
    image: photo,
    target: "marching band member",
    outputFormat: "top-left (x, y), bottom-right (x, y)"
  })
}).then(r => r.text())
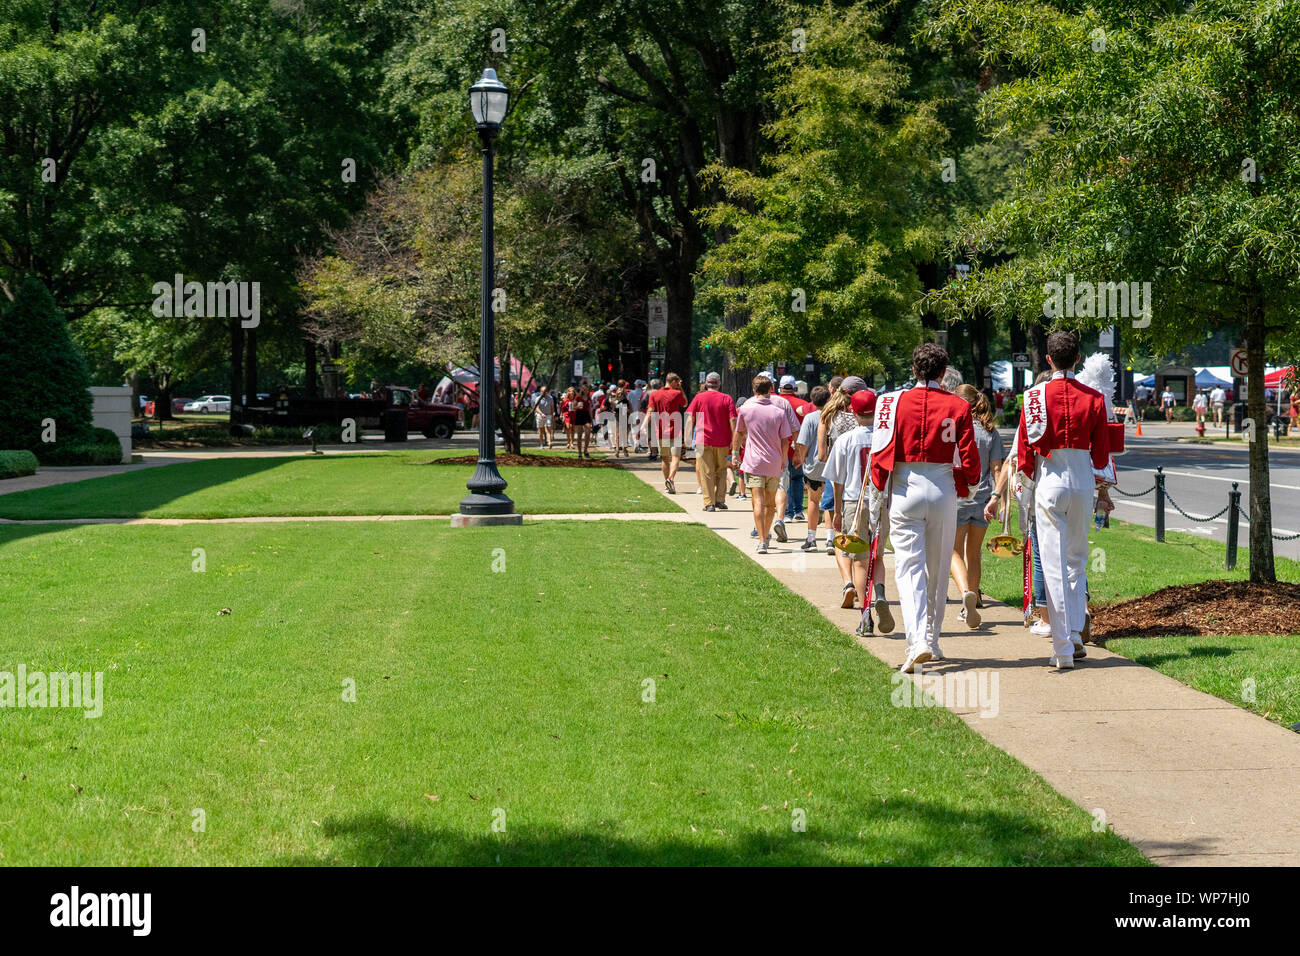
top-left (1017, 332), bottom-right (1111, 670)
top-left (869, 344), bottom-right (982, 673)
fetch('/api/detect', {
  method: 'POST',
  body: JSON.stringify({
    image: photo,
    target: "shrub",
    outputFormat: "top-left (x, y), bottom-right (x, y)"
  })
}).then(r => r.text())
top-left (36, 427), bottom-right (123, 466)
top-left (1142, 405), bottom-right (1198, 422)
top-left (134, 423), bottom-right (345, 447)
top-left (0, 278), bottom-right (94, 452)
top-left (0, 450), bottom-right (39, 479)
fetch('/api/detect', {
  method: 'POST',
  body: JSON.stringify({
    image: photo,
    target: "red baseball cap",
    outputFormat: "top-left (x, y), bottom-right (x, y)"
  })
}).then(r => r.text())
top-left (851, 388), bottom-right (876, 416)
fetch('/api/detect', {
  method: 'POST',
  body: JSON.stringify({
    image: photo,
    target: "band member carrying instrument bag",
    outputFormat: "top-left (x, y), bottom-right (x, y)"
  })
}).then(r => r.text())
top-left (1015, 332), bottom-right (1112, 671)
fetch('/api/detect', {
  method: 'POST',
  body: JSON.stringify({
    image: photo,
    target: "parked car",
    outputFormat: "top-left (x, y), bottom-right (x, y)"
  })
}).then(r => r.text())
top-left (171, 397), bottom-right (193, 415)
top-left (183, 395), bottom-right (232, 413)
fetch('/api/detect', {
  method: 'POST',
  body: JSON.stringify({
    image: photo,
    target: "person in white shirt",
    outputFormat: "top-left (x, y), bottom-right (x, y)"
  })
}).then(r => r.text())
top-left (627, 379), bottom-right (647, 452)
top-left (821, 388), bottom-right (893, 633)
top-left (533, 385), bottom-right (556, 448)
top-left (1210, 385), bottom-right (1226, 424)
top-left (1193, 390), bottom-right (1208, 425)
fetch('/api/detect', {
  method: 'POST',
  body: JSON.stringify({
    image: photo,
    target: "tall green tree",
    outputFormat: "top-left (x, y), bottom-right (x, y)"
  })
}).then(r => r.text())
top-left (925, 0), bottom-right (1300, 581)
top-left (299, 151), bottom-right (637, 451)
top-left (384, 0), bottom-right (809, 386)
top-left (1, 1), bottom-right (393, 409)
top-left (697, 4), bottom-right (949, 378)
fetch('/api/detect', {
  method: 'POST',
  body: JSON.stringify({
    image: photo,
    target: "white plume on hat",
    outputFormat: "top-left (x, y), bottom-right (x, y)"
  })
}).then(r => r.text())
top-left (1077, 351), bottom-right (1116, 417)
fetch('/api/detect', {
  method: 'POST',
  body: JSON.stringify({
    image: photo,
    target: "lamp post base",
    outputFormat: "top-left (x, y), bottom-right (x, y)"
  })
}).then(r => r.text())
top-left (457, 489), bottom-right (516, 516)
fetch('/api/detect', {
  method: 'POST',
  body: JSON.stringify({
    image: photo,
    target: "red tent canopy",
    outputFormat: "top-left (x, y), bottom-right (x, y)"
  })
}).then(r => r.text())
top-left (1264, 366), bottom-right (1295, 388)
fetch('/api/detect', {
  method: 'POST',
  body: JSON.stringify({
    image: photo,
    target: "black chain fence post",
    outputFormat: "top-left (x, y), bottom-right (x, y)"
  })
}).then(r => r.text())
top-left (1155, 466), bottom-right (1165, 543)
top-left (1226, 481), bottom-right (1241, 571)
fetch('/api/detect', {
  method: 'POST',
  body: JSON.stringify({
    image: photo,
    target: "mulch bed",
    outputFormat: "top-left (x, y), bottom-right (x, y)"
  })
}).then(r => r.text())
top-left (1091, 580), bottom-right (1300, 641)
top-left (422, 453), bottom-right (622, 469)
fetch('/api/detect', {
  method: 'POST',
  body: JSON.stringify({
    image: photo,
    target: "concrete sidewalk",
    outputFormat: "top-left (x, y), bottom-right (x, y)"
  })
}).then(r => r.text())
top-left (622, 454), bottom-right (1300, 866)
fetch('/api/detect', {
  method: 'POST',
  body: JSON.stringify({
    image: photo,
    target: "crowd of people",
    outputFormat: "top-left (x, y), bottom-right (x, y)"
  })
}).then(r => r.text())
top-left (533, 333), bottom-right (1118, 674)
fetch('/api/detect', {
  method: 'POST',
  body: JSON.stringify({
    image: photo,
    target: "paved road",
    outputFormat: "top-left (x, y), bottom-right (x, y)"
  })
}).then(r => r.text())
top-left (1110, 436), bottom-right (1300, 561)
top-left (995, 424), bottom-right (1300, 561)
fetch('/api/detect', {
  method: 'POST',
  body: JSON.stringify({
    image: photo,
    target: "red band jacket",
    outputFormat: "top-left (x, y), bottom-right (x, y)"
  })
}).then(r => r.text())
top-left (869, 382), bottom-right (982, 497)
top-left (1017, 371), bottom-right (1111, 479)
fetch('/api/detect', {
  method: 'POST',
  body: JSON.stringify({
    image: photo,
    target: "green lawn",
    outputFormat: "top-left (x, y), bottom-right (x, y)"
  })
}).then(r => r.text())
top-left (0, 451), bottom-right (673, 518)
top-left (980, 518), bottom-right (1300, 608)
top-left (980, 518), bottom-right (1300, 727)
top-left (0, 520), bottom-right (1143, 865)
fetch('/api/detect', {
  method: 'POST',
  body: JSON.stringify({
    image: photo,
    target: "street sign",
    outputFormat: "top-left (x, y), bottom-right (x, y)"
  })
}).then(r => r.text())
top-left (1012, 352), bottom-right (1031, 370)
top-left (1230, 348), bottom-right (1249, 378)
top-left (934, 330), bottom-right (948, 348)
top-left (647, 297), bottom-right (668, 338)
top-left (573, 359), bottom-right (583, 378)
top-left (1099, 326), bottom-right (1115, 348)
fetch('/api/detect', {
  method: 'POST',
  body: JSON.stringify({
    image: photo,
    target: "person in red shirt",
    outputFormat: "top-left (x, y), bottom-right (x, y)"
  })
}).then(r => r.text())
top-left (570, 384), bottom-right (594, 458)
top-left (647, 373), bottom-right (689, 493)
top-left (1016, 331), bottom-right (1111, 669)
top-left (869, 343), bottom-right (981, 672)
top-left (685, 372), bottom-right (737, 510)
top-left (560, 387), bottom-right (576, 450)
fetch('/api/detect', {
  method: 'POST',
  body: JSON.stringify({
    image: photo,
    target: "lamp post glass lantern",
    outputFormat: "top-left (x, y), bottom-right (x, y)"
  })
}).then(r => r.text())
top-left (459, 68), bottom-right (514, 516)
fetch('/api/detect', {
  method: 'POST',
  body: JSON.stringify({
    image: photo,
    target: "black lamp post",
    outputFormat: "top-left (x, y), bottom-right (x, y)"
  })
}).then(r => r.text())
top-left (458, 67), bottom-right (515, 518)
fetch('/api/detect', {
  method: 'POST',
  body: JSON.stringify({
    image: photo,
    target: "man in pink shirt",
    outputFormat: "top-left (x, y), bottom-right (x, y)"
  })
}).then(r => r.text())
top-left (732, 375), bottom-right (794, 553)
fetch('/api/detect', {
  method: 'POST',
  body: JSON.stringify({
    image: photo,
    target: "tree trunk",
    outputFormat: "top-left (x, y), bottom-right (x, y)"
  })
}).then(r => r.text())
top-left (969, 308), bottom-right (992, 393)
top-left (129, 372), bottom-right (142, 421)
top-left (663, 268), bottom-right (694, 383)
top-left (1028, 321), bottom-right (1049, 377)
top-left (1245, 294), bottom-right (1275, 582)
top-left (244, 325), bottom-right (258, 405)
top-left (229, 319), bottom-right (244, 425)
top-left (154, 380), bottom-right (175, 421)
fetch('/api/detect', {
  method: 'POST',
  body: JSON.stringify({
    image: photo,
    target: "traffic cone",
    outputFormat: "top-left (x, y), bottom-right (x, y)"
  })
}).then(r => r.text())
top-left (1135, 417), bottom-right (1143, 437)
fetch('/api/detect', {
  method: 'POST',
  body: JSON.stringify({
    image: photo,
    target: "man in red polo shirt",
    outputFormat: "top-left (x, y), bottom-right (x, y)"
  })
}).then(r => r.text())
top-left (685, 372), bottom-right (737, 511)
top-left (647, 373), bottom-right (689, 494)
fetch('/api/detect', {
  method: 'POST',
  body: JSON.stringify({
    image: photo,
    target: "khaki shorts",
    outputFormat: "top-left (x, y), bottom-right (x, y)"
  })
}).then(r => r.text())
top-left (658, 440), bottom-right (682, 457)
top-left (745, 473), bottom-right (781, 492)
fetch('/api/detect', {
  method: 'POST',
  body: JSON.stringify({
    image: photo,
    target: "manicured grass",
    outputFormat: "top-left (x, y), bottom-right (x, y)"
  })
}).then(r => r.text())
top-left (0, 450), bottom-right (673, 518)
top-left (979, 518), bottom-right (1300, 609)
top-left (0, 520), bottom-right (1143, 865)
top-left (1105, 634), bottom-right (1300, 728)
top-left (980, 517), bottom-right (1300, 727)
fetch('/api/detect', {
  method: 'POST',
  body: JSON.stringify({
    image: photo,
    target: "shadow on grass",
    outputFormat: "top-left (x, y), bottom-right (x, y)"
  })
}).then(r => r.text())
top-left (1109, 644), bottom-right (1236, 668)
top-left (273, 799), bottom-right (1141, 867)
top-left (0, 455), bottom-right (399, 523)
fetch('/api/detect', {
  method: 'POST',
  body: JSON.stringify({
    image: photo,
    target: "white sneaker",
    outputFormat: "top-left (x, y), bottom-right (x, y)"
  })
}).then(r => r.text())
top-left (1030, 621), bottom-right (1052, 637)
top-left (1049, 654), bottom-right (1074, 670)
top-left (929, 645), bottom-right (945, 661)
top-left (757, 539), bottom-right (769, 554)
top-left (901, 649), bottom-right (933, 673)
top-left (962, 591), bottom-right (981, 628)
